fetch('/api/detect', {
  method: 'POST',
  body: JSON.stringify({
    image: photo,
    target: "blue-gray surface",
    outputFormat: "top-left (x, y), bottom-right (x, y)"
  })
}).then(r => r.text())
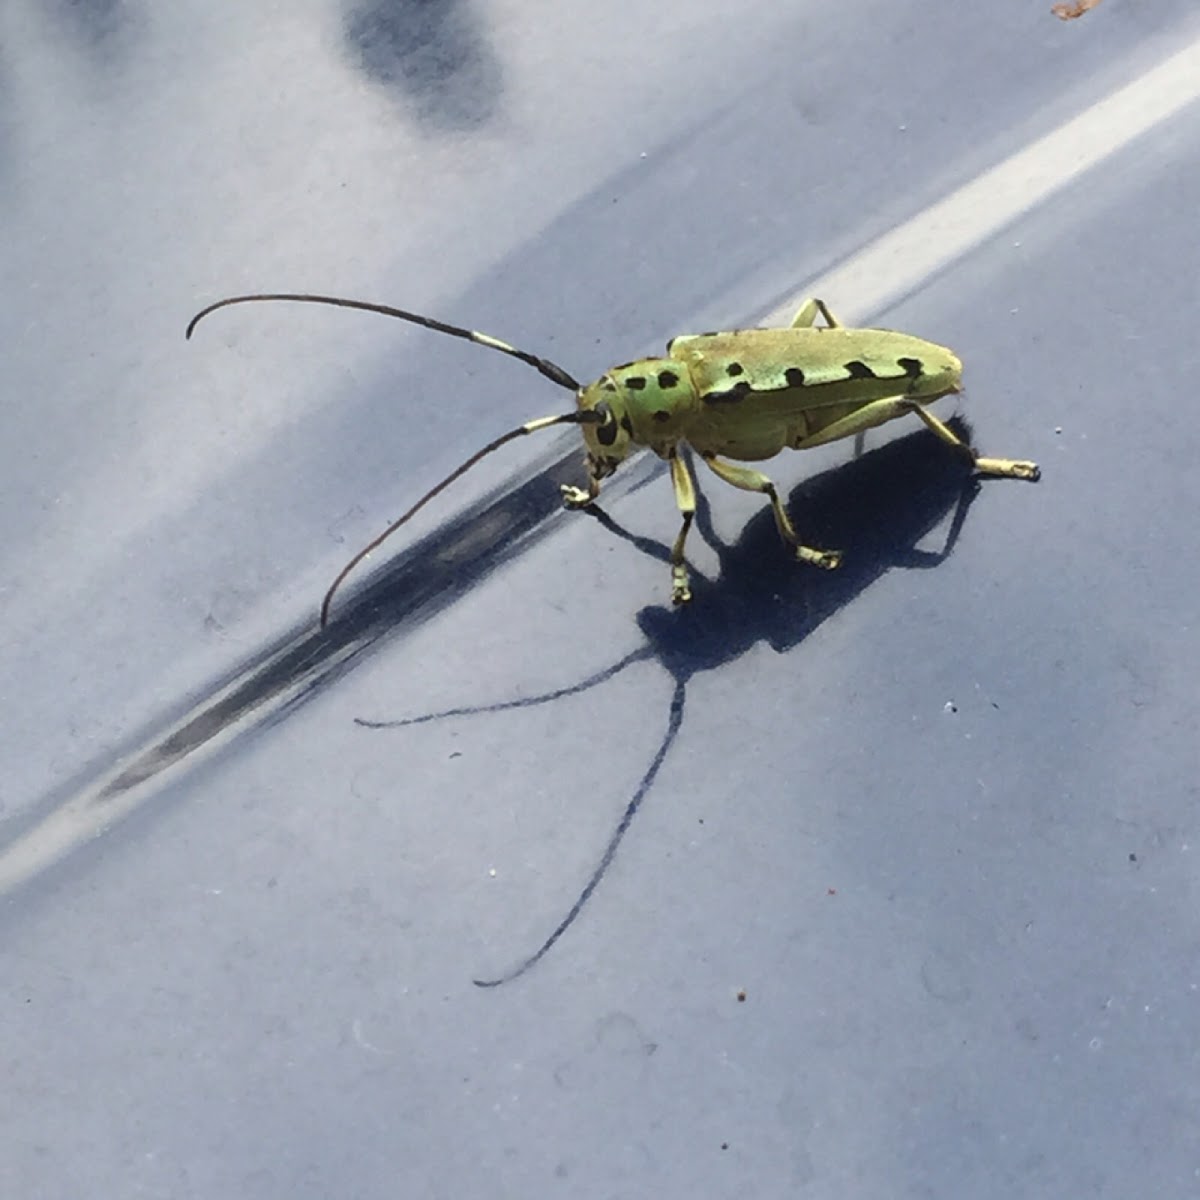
top-left (2, 2), bottom-right (1199, 1196)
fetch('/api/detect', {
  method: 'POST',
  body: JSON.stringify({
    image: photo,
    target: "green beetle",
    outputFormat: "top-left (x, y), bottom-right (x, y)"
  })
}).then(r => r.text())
top-left (187, 293), bottom-right (1039, 620)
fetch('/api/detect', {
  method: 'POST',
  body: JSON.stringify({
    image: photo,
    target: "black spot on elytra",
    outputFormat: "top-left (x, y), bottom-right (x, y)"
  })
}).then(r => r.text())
top-left (843, 360), bottom-right (877, 379)
top-left (653, 410), bottom-right (671, 423)
top-left (725, 362), bottom-right (744, 377)
top-left (625, 376), bottom-right (647, 390)
top-left (897, 357), bottom-right (923, 379)
top-left (620, 415), bottom-right (634, 434)
top-left (784, 366), bottom-right (806, 387)
top-left (602, 379), bottom-right (618, 392)
top-left (657, 370), bottom-right (680, 389)
top-left (702, 379), bottom-right (752, 405)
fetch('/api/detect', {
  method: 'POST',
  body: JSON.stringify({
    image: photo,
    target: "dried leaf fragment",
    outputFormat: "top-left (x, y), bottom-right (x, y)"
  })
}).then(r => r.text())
top-left (1052, 0), bottom-right (1102, 19)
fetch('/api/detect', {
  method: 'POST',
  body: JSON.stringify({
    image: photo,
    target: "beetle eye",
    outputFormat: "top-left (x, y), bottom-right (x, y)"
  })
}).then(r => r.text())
top-left (594, 401), bottom-right (620, 446)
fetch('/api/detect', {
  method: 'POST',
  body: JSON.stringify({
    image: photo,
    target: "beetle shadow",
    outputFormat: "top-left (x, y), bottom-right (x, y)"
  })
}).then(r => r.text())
top-left (357, 418), bottom-right (987, 984)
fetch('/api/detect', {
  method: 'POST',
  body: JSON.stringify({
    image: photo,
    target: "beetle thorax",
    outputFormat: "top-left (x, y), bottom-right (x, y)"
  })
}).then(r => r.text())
top-left (595, 356), bottom-right (696, 442)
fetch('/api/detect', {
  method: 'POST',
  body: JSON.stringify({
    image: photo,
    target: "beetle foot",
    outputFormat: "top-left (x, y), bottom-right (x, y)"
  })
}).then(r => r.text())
top-left (798, 546), bottom-right (842, 570)
top-left (560, 484), bottom-right (594, 508)
top-left (974, 456), bottom-right (1041, 482)
top-left (671, 565), bottom-right (692, 605)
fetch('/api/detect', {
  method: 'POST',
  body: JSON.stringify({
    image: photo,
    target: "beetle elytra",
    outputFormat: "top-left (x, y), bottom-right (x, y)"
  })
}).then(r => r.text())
top-left (186, 293), bottom-right (1040, 622)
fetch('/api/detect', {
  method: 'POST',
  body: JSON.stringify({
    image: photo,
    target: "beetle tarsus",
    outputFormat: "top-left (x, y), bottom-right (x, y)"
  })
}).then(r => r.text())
top-left (798, 546), bottom-right (842, 570)
top-left (671, 566), bottom-right (692, 605)
top-left (973, 456), bottom-right (1041, 482)
top-left (560, 484), bottom-right (595, 508)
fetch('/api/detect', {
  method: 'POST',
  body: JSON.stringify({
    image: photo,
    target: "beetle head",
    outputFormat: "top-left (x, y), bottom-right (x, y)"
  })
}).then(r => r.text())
top-left (575, 375), bottom-right (635, 479)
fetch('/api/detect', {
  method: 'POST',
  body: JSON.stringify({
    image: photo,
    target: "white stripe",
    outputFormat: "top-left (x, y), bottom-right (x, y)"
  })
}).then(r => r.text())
top-left (763, 34), bottom-right (1200, 327)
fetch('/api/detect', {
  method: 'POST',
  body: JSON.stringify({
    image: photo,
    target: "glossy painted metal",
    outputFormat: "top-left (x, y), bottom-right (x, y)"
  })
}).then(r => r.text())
top-left (3, 2), bottom-right (1200, 1195)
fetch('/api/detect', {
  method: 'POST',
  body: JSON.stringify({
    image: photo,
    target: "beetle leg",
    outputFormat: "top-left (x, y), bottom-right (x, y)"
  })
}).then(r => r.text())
top-left (790, 297), bottom-right (842, 329)
top-left (904, 404), bottom-right (1041, 481)
top-left (791, 395), bottom-right (1040, 480)
top-left (700, 453), bottom-right (842, 569)
top-left (668, 448), bottom-right (697, 604)
top-left (791, 395), bottom-right (922, 449)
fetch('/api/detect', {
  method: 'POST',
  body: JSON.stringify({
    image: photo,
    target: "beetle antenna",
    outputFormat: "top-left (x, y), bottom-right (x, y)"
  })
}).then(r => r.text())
top-left (186, 293), bottom-right (582, 391)
top-left (320, 409), bottom-right (602, 627)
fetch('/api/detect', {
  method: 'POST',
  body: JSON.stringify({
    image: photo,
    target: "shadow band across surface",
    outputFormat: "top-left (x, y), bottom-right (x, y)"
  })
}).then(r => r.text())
top-left (0, 442), bottom-right (587, 899)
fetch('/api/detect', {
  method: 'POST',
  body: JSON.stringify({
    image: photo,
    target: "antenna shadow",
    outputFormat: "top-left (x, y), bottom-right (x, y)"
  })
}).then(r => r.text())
top-left (358, 418), bottom-right (987, 984)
